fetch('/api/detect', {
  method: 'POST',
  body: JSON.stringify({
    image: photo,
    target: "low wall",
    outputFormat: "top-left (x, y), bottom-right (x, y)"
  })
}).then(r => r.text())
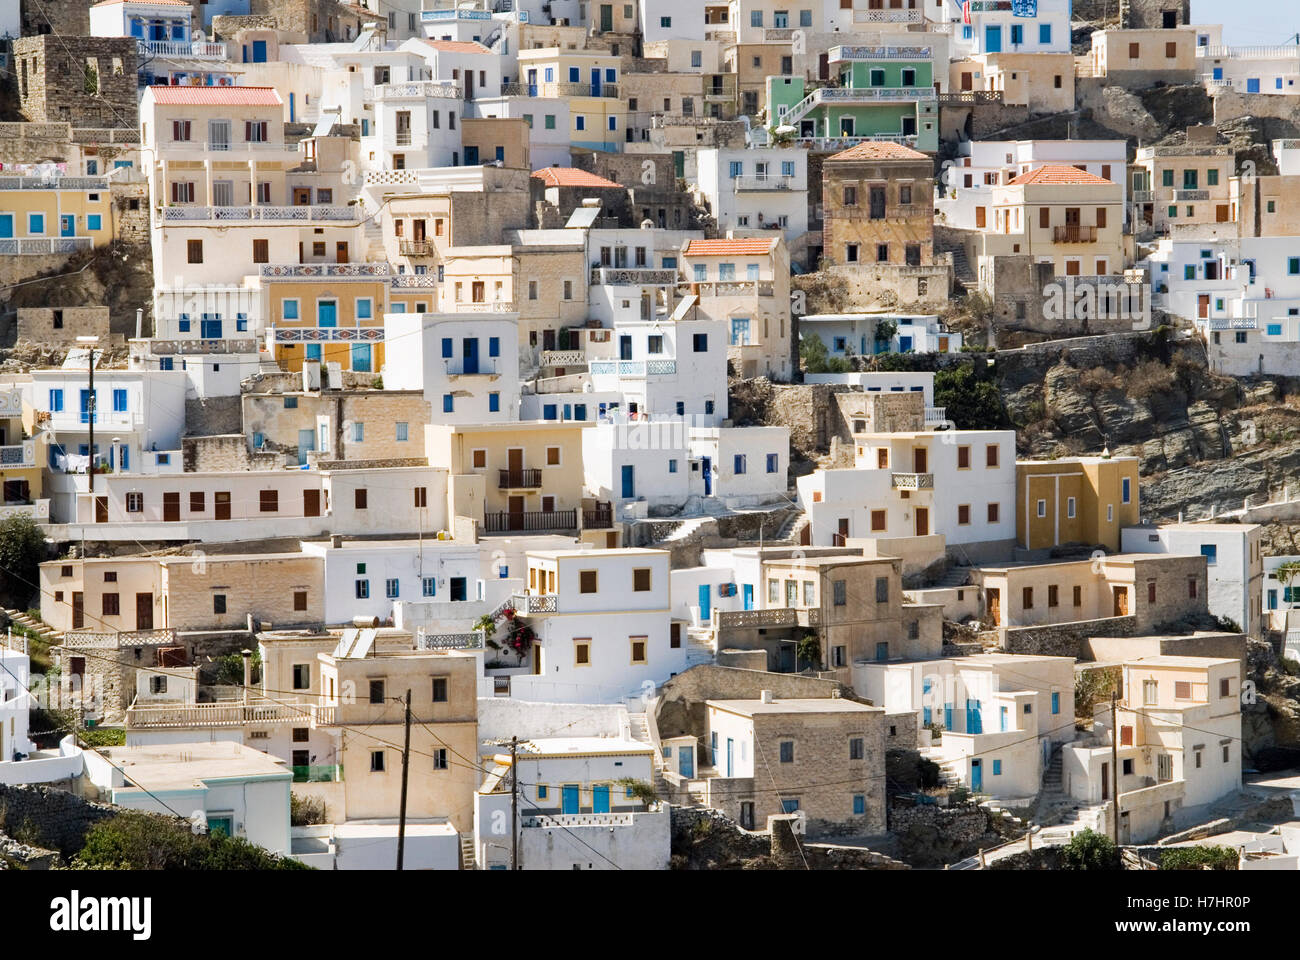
top-left (1002, 615), bottom-right (1137, 657)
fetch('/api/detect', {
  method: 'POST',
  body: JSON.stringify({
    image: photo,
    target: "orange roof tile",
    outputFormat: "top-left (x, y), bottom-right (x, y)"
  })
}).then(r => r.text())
top-left (826, 141), bottom-right (930, 162)
top-left (146, 85), bottom-right (283, 106)
top-left (530, 167), bottom-right (622, 189)
top-left (424, 40), bottom-right (492, 54)
top-left (683, 238), bottom-right (778, 257)
top-left (1008, 164), bottom-right (1115, 186)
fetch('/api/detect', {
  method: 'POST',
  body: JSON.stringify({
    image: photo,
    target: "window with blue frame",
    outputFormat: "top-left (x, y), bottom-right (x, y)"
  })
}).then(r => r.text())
top-left (605, 68), bottom-right (615, 82)
top-left (236, 313), bottom-right (248, 332)
top-left (669, 459), bottom-right (678, 473)
top-left (443, 394), bottom-right (454, 413)
top-left (396, 422), bottom-right (409, 442)
top-left (87, 214), bottom-right (102, 231)
top-left (155, 453), bottom-right (169, 466)
top-left (608, 116), bottom-right (616, 132)
top-left (422, 577), bottom-right (435, 597)
top-left (852, 795), bottom-right (865, 815)
top-left (575, 116), bottom-right (585, 131)
top-left (781, 160), bottom-right (795, 177)
top-left (1051, 692), bottom-right (1060, 714)
top-left (48, 389), bottom-right (63, 412)
top-left (662, 256), bottom-right (676, 269)
top-left (79, 390), bottom-right (96, 424)
top-left (992, 759), bottom-right (1002, 776)
top-left (112, 389), bottom-right (127, 413)
top-left (488, 336), bottom-right (500, 357)
top-left (441, 337), bottom-right (453, 358)
top-left (750, 10), bottom-right (762, 26)
top-left (1122, 476), bottom-right (1131, 503)
top-left (728, 160), bottom-right (743, 178)
top-left (574, 403), bottom-right (587, 421)
top-left (734, 454), bottom-right (746, 474)
top-left (693, 264), bottom-right (707, 281)
top-left (352, 422), bottom-right (364, 442)
top-left (489, 392), bottom-right (500, 413)
top-left (962, 24), bottom-right (972, 38)
top-left (284, 396), bottom-right (298, 409)
top-left (120, 447), bottom-right (129, 470)
top-left (568, 67), bottom-right (580, 82)
top-left (1269, 323), bottom-right (1283, 336)
top-left (543, 404), bottom-right (557, 420)
top-left (356, 298), bottom-right (372, 319)
top-left (283, 299), bottom-right (299, 320)
top-left (305, 344), bottom-right (321, 361)
top-left (386, 579), bottom-right (399, 599)
top-left (1039, 24), bottom-right (1052, 44)
top-left (1201, 544), bottom-right (1217, 565)
top-left (718, 263), bottom-right (735, 281)
top-left (1290, 257), bottom-right (1300, 276)
top-left (800, 9), bottom-right (812, 26)
top-left (766, 453), bottom-right (778, 473)
top-left (28, 213), bottom-right (44, 234)
top-left (159, 357), bottom-right (173, 370)
top-left (253, 432), bottom-right (264, 448)
top-left (1011, 24), bottom-right (1023, 44)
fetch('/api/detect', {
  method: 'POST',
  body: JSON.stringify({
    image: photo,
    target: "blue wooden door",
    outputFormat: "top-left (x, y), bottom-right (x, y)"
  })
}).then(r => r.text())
top-left (317, 300), bottom-right (337, 327)
top-left (698, 584), bottom-right (711, 622)
top-left (463, 337), bottom-right (479, 374)
top-left (725, 738), bottom-right (734, 777)
top-left (561, 785), bottom-right (579, 813)
top-left (591, 67), bottom-right (601, 96)
top-left (252, 39), bottom-right (267, 62)
top-left (702, 456), bottom-right (712, 495)
top-left (1000, 706), bottom-right (1008, 732)
top-left (592, 784), bottom-right (610, 813)
top-left (297, 428), bottom-right (315, 466)
top-left (743, 583), bottom-right (753, 610)
top-left (0, 214), bottom-right (12, 238)
top-left (985, 25), bottom-right (1002, 52)
top-left (350, 343), bottom-right (372, 372)
top-left (944, 703), bottom-right (953, 729)
top-left (60, 215), bottom-right (75, 237)
top-left (679, 746), bottom-right (694, 778)
top-left (1247, 78), bottom-right (1260, 93)
top-left (288, 92), bottom-right (295, 122)
top-left (621, 464), bottom-right (635, 498)
top-left (899, 335), bottom-right (913, 352)
top-left (971, 759), bottom-right (982, 791)
top-left (966, 699), bottom-right (982, 734)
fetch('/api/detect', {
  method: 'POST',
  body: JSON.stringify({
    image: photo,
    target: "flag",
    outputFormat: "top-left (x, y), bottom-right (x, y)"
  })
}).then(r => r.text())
top-left (963, 1), bottom-right (972, 24)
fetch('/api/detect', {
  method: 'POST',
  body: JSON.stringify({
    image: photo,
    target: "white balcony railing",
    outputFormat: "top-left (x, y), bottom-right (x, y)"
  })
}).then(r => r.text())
top-left (0, 499), bottom-right (50, 521)
top-left (374, 81), bottom-right (461, 99)
top-left (0, 175), bottom-right (109, 190)
top-left (0, 441), bottom-right (37, 467)
top-left (0, 237), bottom-right (93, 255)
top-left (141, 39), bottom-right (228, 59)
top-left (829, 44), bottom-right (933, 61)
top-left (161, 204), bottom-right (359, 222)
top-left (734, 175), bottom-right (798, 191)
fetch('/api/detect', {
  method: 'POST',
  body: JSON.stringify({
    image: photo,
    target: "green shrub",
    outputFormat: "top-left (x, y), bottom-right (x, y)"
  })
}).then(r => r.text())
top-left (72, 811), bottom-right (311, 870)
top-left (1159, 845), bottom-right (1237, 871)
top-left (290, 793), bottom-right (328, 827)
top-left (1061, 829), bottom-right (1120, 870)
top-left (77, 727), bottom-right (126, 749)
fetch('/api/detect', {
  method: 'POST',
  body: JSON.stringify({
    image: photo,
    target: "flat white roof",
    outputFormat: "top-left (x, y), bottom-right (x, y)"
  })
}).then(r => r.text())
top-left (518, 737), bottom-right (652, 756)
top-left (706, 698), bottom-right (881, 717)
top-left (103, 741), bottom-right (290, 791)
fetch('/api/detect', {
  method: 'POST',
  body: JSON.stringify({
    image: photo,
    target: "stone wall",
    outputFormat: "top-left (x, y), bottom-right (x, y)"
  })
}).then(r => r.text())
top-left (15, 307), bottom-right (112, 347)
top-left (654, 664), bottom-right (850, 740)
top-left (20, 0), bottom-right (92, 37)
top-left (184, 396), bottom-right (242, 437)
top-left (834, 391), bottom-right (925, 436)
top-left (183, 434), bottom-right (280, 473)
top-left (1212, 91), bottom-right (1300, 142)
top-left (0, 783), bottom-right (116, 857)
top-left (982, 255), bottom-right (1152, 346)
top-left (825, 261), bottom-right (953, 312)
top-left (726, 379), bottom-right (853, 461)
top-left (939, 101), bottom-right (1032, 144)
top-left (210, 15), bottom-right (282, 39)
top-left (1002, 615), bottom-right (1137, 657)
top-left (12, 36), bottom-right (139, 128)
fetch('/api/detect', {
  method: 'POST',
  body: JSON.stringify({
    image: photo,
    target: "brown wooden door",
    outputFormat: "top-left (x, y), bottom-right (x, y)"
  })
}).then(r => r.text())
top-left (1216, 204), bottom-right (1230, 223)
top-left (913, 447), bottom-right (927, 473)
top-left (412, 219), bottom-right (426, 242)
top-left (215, 491), bottom-right (231, 520)
top-left (508, 495), bottom-right (525, 528)
top-left (136, 592), bottom-right (153, 630)
top-left (304, 489), bottom-right (321, 517)
top-left (986, 588), bottom-right (1000, 626)
top-left (915, 506), bottom-right (929, 537)
top-left (1101, 762), bottom-right (1110, 800)
top-left (507, 448), bottom-right (523, 481)
top-left (1113, 585), bottom-right (1129, 616)
top-left (1197, 294), bottom-right (1210, 318)
top-left (1065, 260), bottom-right (1081, 276)
top-left (72, 592), bottom-right (84, 629)
top-left (836, 517), bottom-right (849, 547)
top-left (960, 71), bottom-right (973, 91)
top-left (1065, 207), bottom-right (1080, 226)
top-left (163, 492), bottom-right (180, 522)
top-left (799, 523), bottom-right (811, 546)
top-left (293, 187), bottom-right (312, 205)
top-left (94, 496), bottom-right (108, 523)
top-left (336, 241), bottom-right (349, 264)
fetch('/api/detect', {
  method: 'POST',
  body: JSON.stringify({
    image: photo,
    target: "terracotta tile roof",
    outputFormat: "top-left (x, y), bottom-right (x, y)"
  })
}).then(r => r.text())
top-left (826, 141), bottom-right (930, 162)
top-left (1008, 164), bottom-right (1115, 186)
top-left (145, 86), bottom-right (283, 106)
top-left (530, 166), bottom-right (622, 189)
top-left (683, 238), bottom-right (778, 256)
top-left (424, 40), bottom-right (493, 54)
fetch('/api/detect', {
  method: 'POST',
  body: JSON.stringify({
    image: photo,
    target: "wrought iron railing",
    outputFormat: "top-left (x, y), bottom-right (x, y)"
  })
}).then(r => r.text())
top-left (483, 510), bottom-right (576, 533)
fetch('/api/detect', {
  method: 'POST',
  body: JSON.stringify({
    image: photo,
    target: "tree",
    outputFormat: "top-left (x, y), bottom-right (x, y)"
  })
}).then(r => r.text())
top-left (873, 318), bottom-right (898, 348)
top-left (1159, 845), bottom-right (1237, 870)
top-left (1276, 560), bottom-right (1300, 608)
top-left (799, 334), bottom-right (851, 374)
top-left (795, 630), bottom-right (821, 671)
top-left (0, 515), bottom-right (46, 608)
top-left (1061, 828), bottom-right (1120, 870)
top-left (934, 362), bottom-right (1007, 430)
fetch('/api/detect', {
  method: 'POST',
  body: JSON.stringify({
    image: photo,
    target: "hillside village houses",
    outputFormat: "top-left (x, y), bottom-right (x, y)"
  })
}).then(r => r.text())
top-left (0, 0), bottom-right (1286, 872)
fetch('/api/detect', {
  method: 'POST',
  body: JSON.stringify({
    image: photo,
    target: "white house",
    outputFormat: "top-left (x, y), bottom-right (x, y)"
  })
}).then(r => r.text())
top-left (474, 736), bottom-right (669, 870)
top-left (510, 548), bottom-right (682, 703)
top-left (1121, 522), bottom-right (1264, 636)
top-left (82, 741), bottom-right (293, 854)
top-left (801, 370), bottom-right (938, 411)
top-left (383, 312), bottom-right (522, 423)
top-left (797, 428), bottom-right (1018, 557)
top-left (800, 314), bottom-right (962, 358)
top-left (856, 652), bottom-right (1076, 799)
top-left (694, 147), bottom-right (809, 247)
top-left (688, 426), bottom-right (789, 507)
top-left (1198, 42), bottom-right (1300, 96)
top-left (128, 338), bottom-right (265, 399)
top-left (0, 639), bottom-right (36, 764)
top-left (637, 0), bottom-right (705, 44)
top-left (941, 0), bottom-right (1072, 56)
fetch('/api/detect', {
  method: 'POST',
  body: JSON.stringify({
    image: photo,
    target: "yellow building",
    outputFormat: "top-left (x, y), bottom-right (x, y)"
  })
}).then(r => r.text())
top-left (1016, 455), bottom-right (1140, 552)
top-left (427, 420), bottom-right (592, 535)
top-left (0, 170), bottom-right (116, 254)
top-left (1, 388), bottom-right (46, 520)
top-left (261, 264), bottom-right (389, 373)
top-left (515, 49), bottom-right (625, 152)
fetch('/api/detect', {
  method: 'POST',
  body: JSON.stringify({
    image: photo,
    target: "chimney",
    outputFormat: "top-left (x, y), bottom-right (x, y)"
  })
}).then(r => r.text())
top-left (760, 689), bottom-right (773, 704)
top-left (241, 649), bottom-right (252, 703)
top-left (135, 308), bottom-right (143, 340)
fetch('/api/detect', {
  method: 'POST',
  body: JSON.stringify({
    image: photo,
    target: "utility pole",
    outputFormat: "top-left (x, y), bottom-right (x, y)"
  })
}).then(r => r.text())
top-left (1110, 690), bottom-right (1120, 845)
top-left (397, 689), bottom-right (411, 870)
top-left (511, 734), bottom-right (519, 870)
top-left (84, 341), bottom-right (96, 495)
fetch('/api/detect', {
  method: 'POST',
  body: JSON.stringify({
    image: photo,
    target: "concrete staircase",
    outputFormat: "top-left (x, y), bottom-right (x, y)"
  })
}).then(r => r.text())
top-left (627, 711), bottom-right (650, 743)
top-left (4, 608), bottom-right (61, 647)
top-left (772, 509), bottom-right (805, 544)
top-left (361, 215), bottom-right (386, 262)
top-left (931, 565), bottom-right (972, 589)
top-left (685, 627), bottom-right (715, 667)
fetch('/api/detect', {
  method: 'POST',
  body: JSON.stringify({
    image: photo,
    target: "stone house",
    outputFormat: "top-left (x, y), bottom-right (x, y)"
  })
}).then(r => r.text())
top-left (12, 35), bottom-right (139, 127)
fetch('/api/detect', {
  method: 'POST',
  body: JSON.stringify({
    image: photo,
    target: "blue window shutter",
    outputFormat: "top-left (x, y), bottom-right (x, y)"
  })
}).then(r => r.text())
top-left (441, 337), bottom-right (453, 358)
top-left (489, 336), bottom-right (500, 357)
top-left (443, 394), bottom-right (454, 413)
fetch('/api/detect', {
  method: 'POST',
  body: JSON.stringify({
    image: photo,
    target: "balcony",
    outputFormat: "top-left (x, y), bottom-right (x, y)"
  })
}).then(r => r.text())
top-left (450, 300), bottom-right (516, 313)
top-left (140, 39), bottom-right (228, 59)
top-left (397, 238), bottom-right (434, 256)
top-left (541, 350), bottom-right (587, 366)
top-left (499, 468), bottom-right (542, 489)
top-left (829, 44), bottom-right (933, 61)
top-left (125, 699), bottom-right (310, 728)
top-left (512, 593), bottom-right (560, 615)
top-left (589, 359), bottom-right (678, 378)
top-left (162, 204), bottom-right (359, 222)
top-left (446, 359), bottom-right (501, 377)
top-left (390, 273), bottom-right (438, 289)
top-left (734, 175), bottom-right (798, 192)
top-left (852, 7), bottom-right (924, 22)
top-left (1174, 189), bottom-right (1210, 202)
top-left (142, 338), bottom-right (260, 355)
top-left (590, 267), bottom-right (679, 285)
top-left (813, 85), bottom-right (937, 103)
top-left (1132, 190), bottom-right (1154, 202)
top-left (260, 263), bottom-right (390, 279)
top-left (1053, 225), bottom-right (1098, 243)
top-left (416, 631), bottom-right (483, 650)
top-left (683, 280), bottom-right (775, 298)
top-left (0, 499), bottom-right (50, 521)
top-left (1207, 316), bottom-right (1257, 330)
top-left (891, 472), bottom-right (934, 489)
top-left (500, 81), bottom-right (621, 99)
top-left (483, 509), bottom-right (577, 533)
top-left (583, 506), bottom-right (613, 529)
top-left (422, 7), bottom-right (491, 19)
top-left (291, 764), bottom-right (342, 783)
top-left (796, 134), bottom-right (918, 151)
top-left (923, 406), bottom-right (946, 425)
top-left (0, 175), bottom-right (109, 190)
top-left (374, 81), bottom-right (461, 100)
top-left (0, 441), bottom-right (37, 468)
top-left (0, 237), bottom-right (92, 255)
